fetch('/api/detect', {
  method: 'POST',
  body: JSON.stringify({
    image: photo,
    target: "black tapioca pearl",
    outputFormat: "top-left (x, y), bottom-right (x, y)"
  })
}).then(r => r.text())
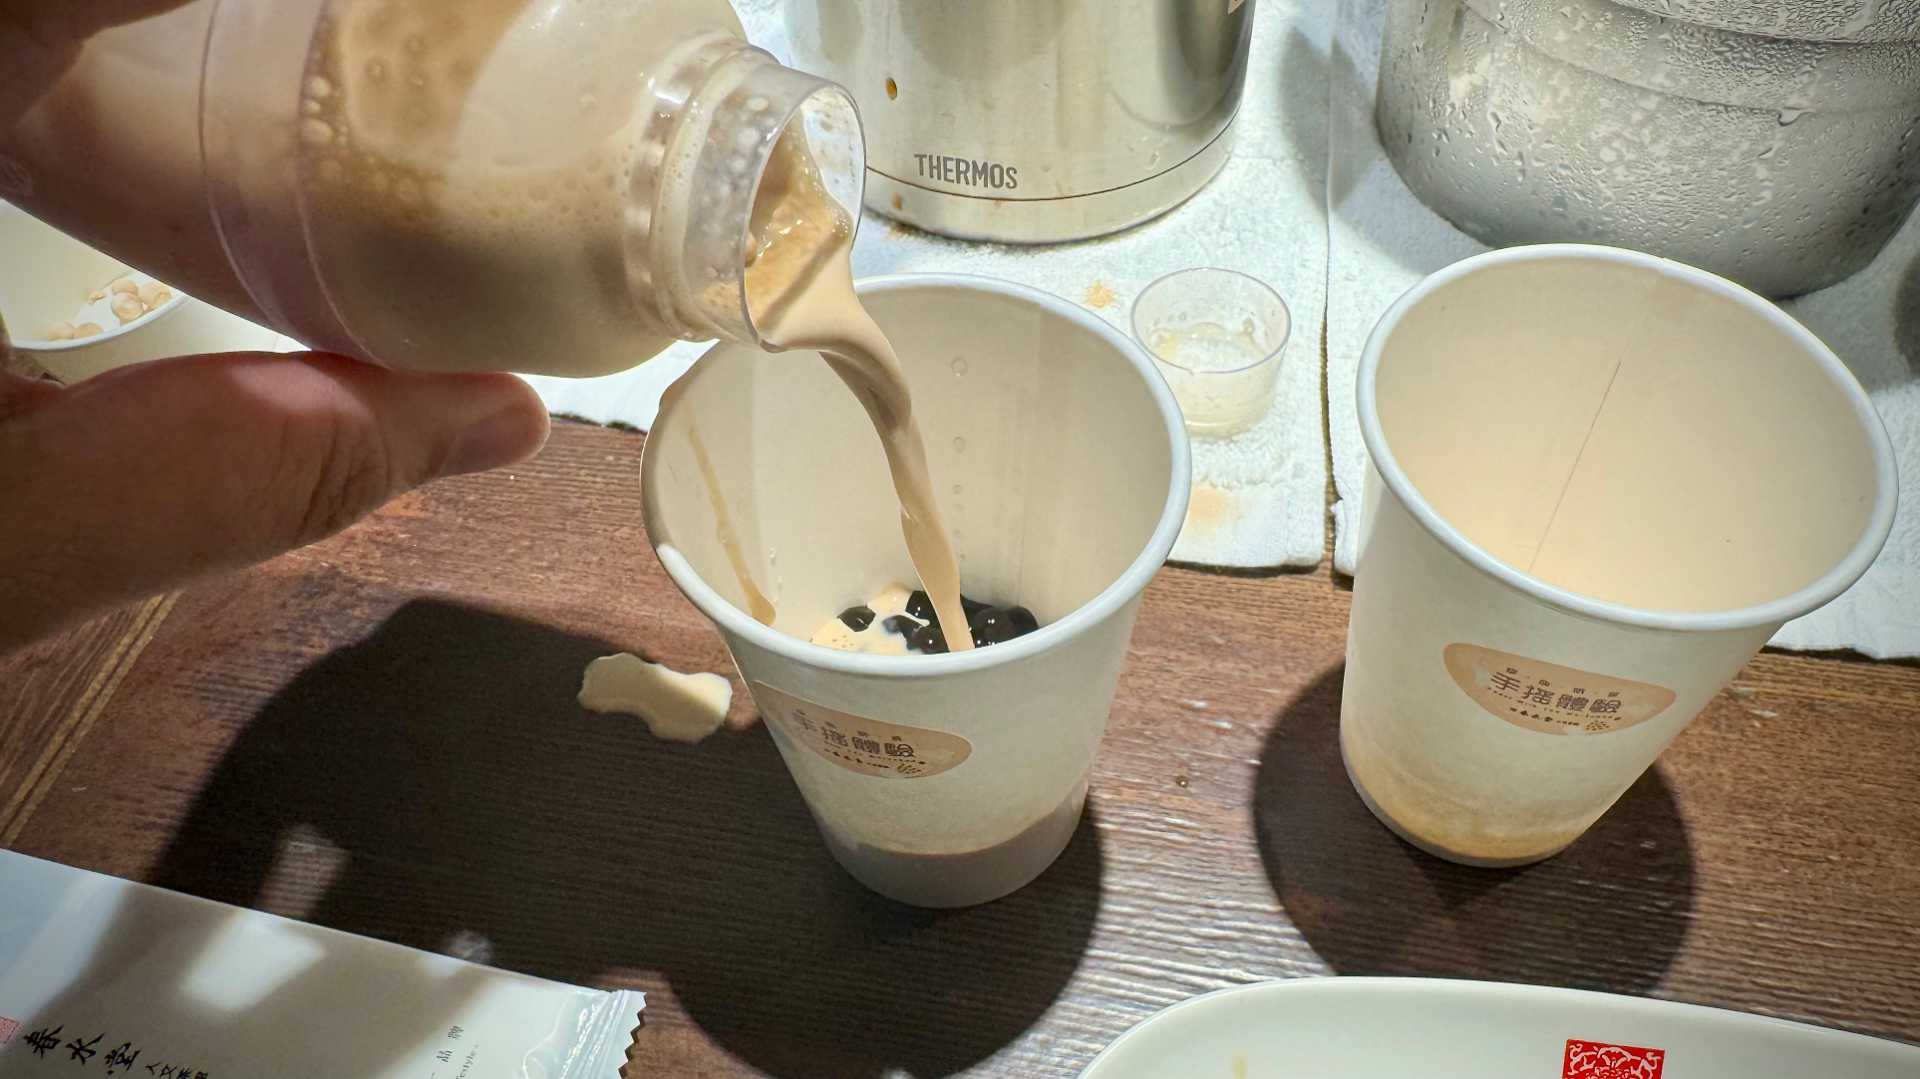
top-left (911, 590), bottom-right (989, 622)
top-left (883, 614), bottom-right (923, 637)
top-left (906, 590), bottom-right (936, 621)
top-left (1006, 606), bottom-right (1038, 635)
top-left (907, 621), bottom-right (950, 654)
top-left (971, 607), bottom-right (1019, 647)
top-left (838, 605), bottom-right (876, 631)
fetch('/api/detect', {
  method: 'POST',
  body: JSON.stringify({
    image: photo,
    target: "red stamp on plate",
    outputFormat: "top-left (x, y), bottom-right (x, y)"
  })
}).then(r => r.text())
top-left (1565, 1039), bottom-right (1665, 1079)
top-left (0, 1016), bottom-right (19, 1045)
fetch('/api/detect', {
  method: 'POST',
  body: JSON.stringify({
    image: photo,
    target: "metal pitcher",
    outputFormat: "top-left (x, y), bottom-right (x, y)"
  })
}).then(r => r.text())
top-left (1378, 0), bottom-right (1920, 296)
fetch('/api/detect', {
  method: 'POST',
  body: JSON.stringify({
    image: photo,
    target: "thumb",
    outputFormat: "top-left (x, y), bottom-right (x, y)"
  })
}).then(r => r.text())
top-left (1, 351), bottom-right (550, 649)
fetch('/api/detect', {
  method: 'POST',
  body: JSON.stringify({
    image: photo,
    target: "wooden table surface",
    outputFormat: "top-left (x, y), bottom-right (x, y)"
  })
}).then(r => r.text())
top-left (4, 419), bottom-right (1918, 1077)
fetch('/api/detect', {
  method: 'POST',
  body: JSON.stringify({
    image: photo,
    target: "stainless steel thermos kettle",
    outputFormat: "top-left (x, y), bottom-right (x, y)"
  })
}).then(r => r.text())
top-left (787, 0), bottom-right (1258, 243)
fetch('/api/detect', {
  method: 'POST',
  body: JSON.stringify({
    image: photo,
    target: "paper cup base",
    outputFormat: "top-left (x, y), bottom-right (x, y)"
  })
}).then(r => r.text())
top-left (1342, 735), bottom-right (1571, 869)
top-left (816, 781), bottom-right (1088, 908)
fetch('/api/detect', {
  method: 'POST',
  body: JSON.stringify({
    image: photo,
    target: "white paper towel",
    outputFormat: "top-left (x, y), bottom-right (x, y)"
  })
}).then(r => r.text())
top-left (1326, 0), bottom-right (1920, 658)
top-left (525, 0), bottom-right (1333, 570)
top-left (1771, 228), bottom-right (1920, 656)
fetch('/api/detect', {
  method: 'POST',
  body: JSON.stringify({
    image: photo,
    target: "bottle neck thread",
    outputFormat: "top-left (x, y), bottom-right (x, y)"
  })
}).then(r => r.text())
top-left (627, 39), bottom-right (863, 348)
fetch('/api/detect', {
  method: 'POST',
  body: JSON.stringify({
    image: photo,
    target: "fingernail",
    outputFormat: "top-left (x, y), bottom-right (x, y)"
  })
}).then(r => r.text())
top-left (443, 403), bottom-right (550, 476)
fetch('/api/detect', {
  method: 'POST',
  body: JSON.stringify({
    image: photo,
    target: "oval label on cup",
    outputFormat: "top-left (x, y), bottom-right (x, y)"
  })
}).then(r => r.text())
top-left (1444, 644), bottom-right (1677, 736)
top-left (752, 681), bottom-right (972, 779)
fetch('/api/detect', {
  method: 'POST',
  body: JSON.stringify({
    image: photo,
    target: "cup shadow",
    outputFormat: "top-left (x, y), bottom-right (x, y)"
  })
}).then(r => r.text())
top-left (1254, 665), bottom-right (1696, 993)
top-left (144, 598), bottom-right (1103, 1079)
top-left (1276, 25), bottom-right (1330, 181)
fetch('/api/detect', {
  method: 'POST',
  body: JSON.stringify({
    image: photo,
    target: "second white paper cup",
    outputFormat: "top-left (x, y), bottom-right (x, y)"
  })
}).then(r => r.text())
top-left (643, 274), bottom-right (1190, 907)
top-left (1345, 244), bottom-right (1897, 867)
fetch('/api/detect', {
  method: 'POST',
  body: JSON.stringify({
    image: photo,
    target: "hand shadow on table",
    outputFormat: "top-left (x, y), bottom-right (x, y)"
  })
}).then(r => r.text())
top-left (1253, 666), bottom-right (1695, 993)
top-left (141, 599), bottom-right (1104, 1079)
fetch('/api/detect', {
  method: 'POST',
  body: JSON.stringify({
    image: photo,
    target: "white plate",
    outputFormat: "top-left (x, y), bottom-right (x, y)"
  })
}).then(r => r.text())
top-left (1, 201), bottom-right (297, 382)
top-left (1080, 978), bottom-right (1919, 1079)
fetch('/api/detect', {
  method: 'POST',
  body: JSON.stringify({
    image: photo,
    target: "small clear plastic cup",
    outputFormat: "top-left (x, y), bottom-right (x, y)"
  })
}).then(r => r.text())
top-left (1131, 267), bottom-right (1290, 437)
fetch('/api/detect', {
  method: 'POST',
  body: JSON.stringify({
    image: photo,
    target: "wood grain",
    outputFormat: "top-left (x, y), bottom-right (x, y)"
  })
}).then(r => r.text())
top-left (0, 592), bottom-right (174, 842)
top-left (4, 420), bottom-right (1918, 1078)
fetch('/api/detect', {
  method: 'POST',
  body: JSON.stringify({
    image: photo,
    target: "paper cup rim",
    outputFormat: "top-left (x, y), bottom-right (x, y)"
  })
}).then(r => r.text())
top-left (644, 272), bottom-right (1193, 677)
top-left (1356, 243), bottom-right (1899, 634)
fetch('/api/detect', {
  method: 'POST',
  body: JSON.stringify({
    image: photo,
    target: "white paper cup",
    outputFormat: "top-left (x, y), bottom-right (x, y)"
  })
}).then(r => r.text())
top-left (1345, 244), bottom-right (1897, 867)
top-left (643, 274), bottom-right (1190, 907)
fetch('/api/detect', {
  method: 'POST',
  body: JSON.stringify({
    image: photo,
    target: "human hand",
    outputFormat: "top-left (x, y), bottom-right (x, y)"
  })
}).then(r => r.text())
top-left (0, 349), bottom-right (550, 651)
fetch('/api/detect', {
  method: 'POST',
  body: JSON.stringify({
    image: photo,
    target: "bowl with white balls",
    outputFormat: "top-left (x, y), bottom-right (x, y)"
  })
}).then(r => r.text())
top-left (2, 201), bottom-right (290, 382)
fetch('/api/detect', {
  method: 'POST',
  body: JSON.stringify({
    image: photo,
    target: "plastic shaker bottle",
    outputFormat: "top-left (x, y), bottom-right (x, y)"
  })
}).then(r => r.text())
top-left (0, 0), bottom-right (862, 375)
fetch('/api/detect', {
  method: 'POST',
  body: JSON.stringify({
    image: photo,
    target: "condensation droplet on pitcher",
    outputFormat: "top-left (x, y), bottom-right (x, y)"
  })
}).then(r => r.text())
top-left (952, 436), bottom-right (966, 453)
top-left (950, 356), bottom-right (968, 377)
